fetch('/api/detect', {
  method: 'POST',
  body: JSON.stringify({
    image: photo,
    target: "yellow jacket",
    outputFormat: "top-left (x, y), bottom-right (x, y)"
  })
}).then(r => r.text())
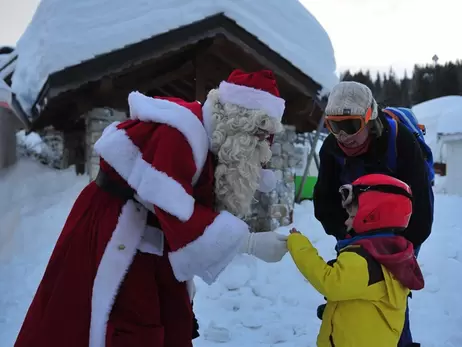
top-left (288, 233), bottom-right (410, 347)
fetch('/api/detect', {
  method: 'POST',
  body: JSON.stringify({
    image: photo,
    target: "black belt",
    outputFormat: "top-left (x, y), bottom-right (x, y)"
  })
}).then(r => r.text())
top-left (94, 169), bottom-right (162, 229)
top-left (95, 169), bottom-right (135, 202)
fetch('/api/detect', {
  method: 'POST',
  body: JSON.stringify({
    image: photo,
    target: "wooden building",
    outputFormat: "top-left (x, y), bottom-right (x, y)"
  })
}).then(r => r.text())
top-left (7, 3), bottom-right (338, 177)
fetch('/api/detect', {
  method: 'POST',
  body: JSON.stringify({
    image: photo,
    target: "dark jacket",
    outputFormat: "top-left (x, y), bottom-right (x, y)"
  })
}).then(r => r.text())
top-left (313, 111), bottom-right (434, 248)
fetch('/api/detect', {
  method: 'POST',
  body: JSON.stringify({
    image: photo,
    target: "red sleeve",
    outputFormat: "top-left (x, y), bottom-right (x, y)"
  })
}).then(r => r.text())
top-left (142, 125), bottom-right (249, 284)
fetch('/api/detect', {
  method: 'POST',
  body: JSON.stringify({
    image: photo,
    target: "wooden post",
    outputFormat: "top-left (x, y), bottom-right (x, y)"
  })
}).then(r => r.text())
top-left (295, 112), bottom-right (325, 203)
top-left (307, 132), bottom-right (320, 171)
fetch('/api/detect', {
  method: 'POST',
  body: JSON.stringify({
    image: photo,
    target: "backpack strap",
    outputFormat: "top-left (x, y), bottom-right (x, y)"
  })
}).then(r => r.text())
top-left (384, 116), bottom-right (398, 173)
top-left (382, 108), bottom-right (400, 123)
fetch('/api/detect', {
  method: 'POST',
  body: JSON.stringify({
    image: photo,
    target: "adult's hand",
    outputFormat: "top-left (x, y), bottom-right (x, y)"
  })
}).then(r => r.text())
top-left (240, 231), bottom-right (288, 262)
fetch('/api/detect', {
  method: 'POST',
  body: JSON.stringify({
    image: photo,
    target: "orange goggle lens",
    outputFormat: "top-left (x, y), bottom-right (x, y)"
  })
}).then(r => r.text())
top-left (325, 107), bottom-right (372, 135)
top-left (325, 115), bottom-right (365, 135)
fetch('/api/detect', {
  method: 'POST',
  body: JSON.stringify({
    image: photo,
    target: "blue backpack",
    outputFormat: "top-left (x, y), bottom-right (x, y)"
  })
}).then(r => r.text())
top-left (335, 107), bottom-right (435, 186)
top-left (382, 107), bottom-right (435, 185)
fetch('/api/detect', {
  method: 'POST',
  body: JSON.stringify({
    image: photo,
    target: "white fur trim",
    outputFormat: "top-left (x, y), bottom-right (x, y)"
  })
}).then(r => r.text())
top-left (201, 97), bottom-right (214, 149)
top-left (90, 200), bottom-right (148, 347)
top-left (168, 211), bottom-right (249, 285)
top-left (138, 225), bottom-right (164, 256)
top-left (218, 81), bottom-right (285, 121)
top-left (94, 123), bottom-right (195, 221)
top-left (128, 91), bottom-right (208, 183)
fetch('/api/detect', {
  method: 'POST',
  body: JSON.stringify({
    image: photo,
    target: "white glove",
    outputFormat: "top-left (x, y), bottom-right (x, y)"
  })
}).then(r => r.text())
top-left (239, 231), bottom-right (288, 263)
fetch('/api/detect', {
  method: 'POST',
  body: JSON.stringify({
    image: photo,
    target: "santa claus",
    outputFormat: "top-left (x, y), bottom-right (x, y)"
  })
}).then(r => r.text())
top-left (14, 69), bottom-right (289, 347)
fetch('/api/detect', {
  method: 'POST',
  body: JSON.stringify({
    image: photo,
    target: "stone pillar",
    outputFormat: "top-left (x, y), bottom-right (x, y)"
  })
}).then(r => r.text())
top-left (85, 108), bottom-right (127, 181)
top-left (245, 125), bottom-right (305, 232)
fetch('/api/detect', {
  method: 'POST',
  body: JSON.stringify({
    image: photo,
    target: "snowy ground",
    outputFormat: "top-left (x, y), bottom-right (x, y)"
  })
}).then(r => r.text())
top-left (0, 159), bottom-right (461, 347)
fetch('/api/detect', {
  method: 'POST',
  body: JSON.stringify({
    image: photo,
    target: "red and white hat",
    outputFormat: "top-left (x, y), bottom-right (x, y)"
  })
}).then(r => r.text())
top-left (217, 69), bottom-right (285, 120)
top-left (202, 69), bottom-right (285, 142)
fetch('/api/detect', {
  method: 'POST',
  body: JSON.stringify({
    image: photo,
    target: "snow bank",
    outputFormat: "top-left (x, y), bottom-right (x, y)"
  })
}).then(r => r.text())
top-left (437, 110), bottom-right (462, 136)
top-left (12, 0), bottom-right (338, 114)
top-left (0, 159), bottom-right (87, 343)
top-left (1, 160), bottom-right (461, 347)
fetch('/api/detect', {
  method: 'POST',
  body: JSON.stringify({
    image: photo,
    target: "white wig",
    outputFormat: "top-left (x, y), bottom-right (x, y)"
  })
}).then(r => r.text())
top-left (204, 89), bottom-right (284, 217)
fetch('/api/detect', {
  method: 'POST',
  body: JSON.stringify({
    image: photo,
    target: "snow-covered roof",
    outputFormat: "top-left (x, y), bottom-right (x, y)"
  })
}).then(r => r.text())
top-left (0, 51), bottom-right (17, 81)
top-left (412, 95), bottom-right (462, 144)
top-left (412, 96), bottom-right (462, 135)
top-left (11, 0), bottom-right (338, 115)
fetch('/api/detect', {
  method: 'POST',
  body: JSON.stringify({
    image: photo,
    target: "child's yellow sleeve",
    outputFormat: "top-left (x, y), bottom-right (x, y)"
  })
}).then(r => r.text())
top-left (288, 233), bottom-right (370, 301)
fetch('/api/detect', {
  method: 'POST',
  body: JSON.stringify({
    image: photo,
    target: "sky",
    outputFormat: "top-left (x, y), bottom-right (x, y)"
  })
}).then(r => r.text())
top-left (0, 0), bottom-right (461, 77)
top-left (302, 0), bottom-right (462, 77)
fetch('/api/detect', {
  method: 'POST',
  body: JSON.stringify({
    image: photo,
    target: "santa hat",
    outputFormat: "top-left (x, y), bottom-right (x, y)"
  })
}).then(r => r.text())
top-left (202, 69), bottom-right (285, 141)
top-left (218, 69), bottom-right (285, 121)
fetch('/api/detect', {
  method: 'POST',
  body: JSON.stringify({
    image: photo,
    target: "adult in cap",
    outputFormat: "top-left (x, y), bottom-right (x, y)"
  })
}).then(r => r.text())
top-left (313, 81), bottom-right (433, 347)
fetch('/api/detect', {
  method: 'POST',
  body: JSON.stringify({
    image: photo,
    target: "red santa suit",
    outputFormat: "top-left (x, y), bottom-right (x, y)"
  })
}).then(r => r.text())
top-left (14, 69), bottom-right (286, 347)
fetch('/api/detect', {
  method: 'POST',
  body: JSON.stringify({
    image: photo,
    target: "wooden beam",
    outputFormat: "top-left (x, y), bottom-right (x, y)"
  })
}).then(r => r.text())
top-left (194, 53), bottom-right (206, 103)
top-left (137, 61), bottom-right (195, 93)
top-left (213, 24), bottom-right (320, 98)
top-left (169, 80), bottom-right (192, 97)
top-left (159, 85), bottom-right (191, 101)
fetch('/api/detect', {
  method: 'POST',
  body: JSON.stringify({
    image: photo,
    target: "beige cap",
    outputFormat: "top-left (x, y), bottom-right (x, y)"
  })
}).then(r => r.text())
top-left (325, 81), bottom-right (378, 120)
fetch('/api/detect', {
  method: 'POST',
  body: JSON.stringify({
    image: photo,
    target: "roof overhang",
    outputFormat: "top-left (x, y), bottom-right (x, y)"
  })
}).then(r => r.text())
top-left (31, 14), bottom-right (324, 124)
top-left (0, 52), bottom-right (31, 130)
top-left (438, 132), bottom-right (462, 143)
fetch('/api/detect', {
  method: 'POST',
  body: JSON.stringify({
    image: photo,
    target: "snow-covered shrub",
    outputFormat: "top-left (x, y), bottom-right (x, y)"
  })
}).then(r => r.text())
top-left (16, 130), bottom-right (63, 169)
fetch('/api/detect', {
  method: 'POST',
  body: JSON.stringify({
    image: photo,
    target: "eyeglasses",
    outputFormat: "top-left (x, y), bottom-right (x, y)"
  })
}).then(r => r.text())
top-left (325, 106), bottom-right (373, 136)
top-left (339, 183), bottom-right (413, 207)
top-left (255, 129), bottom-right (275, 144)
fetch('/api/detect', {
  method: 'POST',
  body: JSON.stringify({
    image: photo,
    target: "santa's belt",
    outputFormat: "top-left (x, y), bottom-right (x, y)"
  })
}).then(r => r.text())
top-left (94, 169), bottom-right (162, 230)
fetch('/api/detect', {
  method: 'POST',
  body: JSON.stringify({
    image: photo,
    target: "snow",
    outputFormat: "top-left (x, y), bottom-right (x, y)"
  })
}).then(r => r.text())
top-left (0, 51), bottom-right (17, 81)
top-left (1, 159), bottom-right (461, 346)
top-left (11, 0), bottom-right (338, 114)
top-left (16, 130), bottom-right (50, 155)
top-left (412, 95), bottom-right (462, 161)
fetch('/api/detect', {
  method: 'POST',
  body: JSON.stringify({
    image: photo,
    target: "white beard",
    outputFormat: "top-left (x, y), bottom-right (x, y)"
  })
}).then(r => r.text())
top-left (204, 88), bottom-right (284, 217)
top-left (214, 135), bottom-right (272, 217)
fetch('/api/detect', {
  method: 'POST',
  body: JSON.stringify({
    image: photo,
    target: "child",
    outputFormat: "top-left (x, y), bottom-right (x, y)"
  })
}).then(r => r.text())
top-left (288, 173), bottom-right (424, 347)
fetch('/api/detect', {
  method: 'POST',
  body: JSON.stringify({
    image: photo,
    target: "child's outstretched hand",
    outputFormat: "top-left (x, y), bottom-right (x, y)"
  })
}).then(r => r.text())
top-left (290, 228), bottom-right (301, 234)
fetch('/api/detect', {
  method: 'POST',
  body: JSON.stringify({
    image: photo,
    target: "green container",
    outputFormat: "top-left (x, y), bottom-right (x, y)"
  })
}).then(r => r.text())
top-left (294, 175), bottom-right (318, 200)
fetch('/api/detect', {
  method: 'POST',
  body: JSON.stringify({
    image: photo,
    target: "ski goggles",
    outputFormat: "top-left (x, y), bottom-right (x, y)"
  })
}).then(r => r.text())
top-left (325, 106), bottom-right (373, 135)
top-left (339, 183), bottom-right (413, 208)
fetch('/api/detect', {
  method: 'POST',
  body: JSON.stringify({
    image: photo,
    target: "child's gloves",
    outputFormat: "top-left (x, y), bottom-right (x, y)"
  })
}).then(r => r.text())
top-left (289, 228), bottom-right (301, 235)
top-left (317, 304), bottom-right (326, 320)
top-left (239, 231), bottom-right (288, 262)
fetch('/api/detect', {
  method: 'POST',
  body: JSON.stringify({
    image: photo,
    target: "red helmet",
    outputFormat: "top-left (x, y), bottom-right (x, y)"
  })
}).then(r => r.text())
top-left (339, 174), bottom-right (413, 234)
